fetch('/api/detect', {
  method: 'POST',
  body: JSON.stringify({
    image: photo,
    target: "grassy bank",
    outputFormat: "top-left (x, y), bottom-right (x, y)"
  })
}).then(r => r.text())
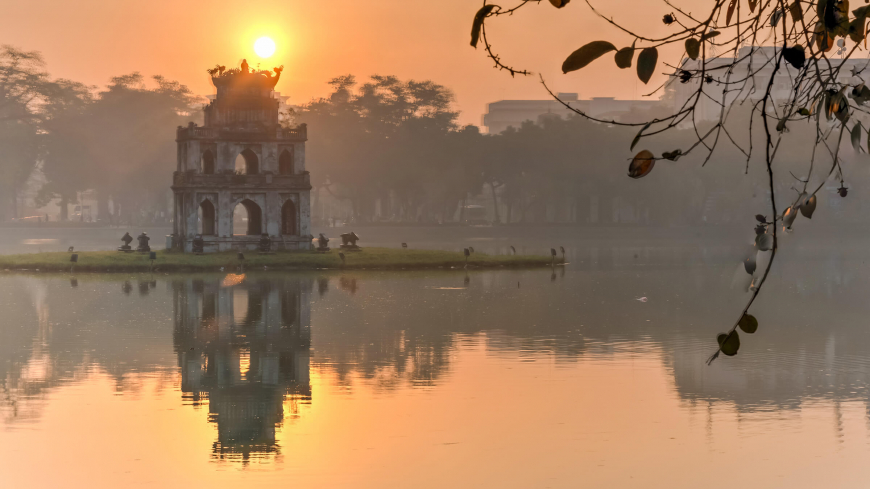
top-left (0, 247), bottom-right (560, 272)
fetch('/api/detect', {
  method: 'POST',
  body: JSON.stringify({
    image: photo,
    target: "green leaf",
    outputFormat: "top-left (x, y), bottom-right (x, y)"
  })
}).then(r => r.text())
top-left (614, 47), bottom-right (634, 69)
top-left (755, 233), bottom-right (773, 251)
top-left (685, 38), bottom-right (700, 60)
top-left (738, 314), bottom-right (759, 334)
top-left (744, 253), bottom-right (757, 274)
top-left (630, 122), bottom-right (651, 150)
top-left (797, 108), bottom-right (810, 116)
top-left (700, 30), bottom-right (720, 41)
top-left (717, 331), bottom-right (740, 356)
top-left (562, 41), bottom-right (618, 73)
top-left (800, 194), bottom-right (817, 218)
top-left (636, 47), bottom-right (658, 84)
top-left (470, 5), bottom-right (496, 48)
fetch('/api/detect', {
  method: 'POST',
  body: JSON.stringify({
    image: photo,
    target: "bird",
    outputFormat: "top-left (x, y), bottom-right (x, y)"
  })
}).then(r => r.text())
top-left (401, 242), bottom-right (408, 248)
top-left (510, 246), bottom-right (516, 255)
top-left (636, 296), bottom-right (648, 303)
top-left (219, 267), bottom-right (225, 271)
top-left (68, 246), bottom-right (74, 252)
top-left (339, 252), bottom-right (346, 264)
top-left (468, 246), bottom-right (474, 254)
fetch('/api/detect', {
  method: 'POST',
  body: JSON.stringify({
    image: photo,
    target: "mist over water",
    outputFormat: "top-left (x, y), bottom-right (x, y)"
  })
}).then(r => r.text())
top-left (2, 228), bottom-right (870, 488)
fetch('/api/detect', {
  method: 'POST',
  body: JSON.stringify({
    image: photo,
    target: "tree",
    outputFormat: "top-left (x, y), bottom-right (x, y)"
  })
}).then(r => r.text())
top-left (293, 75), bottom-right (463, 222)
top-left (40, 73), bottom-right (200, 224)
top-left (470, 0), bottom-right (870, 362)
top-left (0, 46), bottom-right (55, 219)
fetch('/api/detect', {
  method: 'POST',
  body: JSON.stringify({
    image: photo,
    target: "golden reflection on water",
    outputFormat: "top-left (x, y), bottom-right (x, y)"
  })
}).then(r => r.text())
top-left (3, 262), bottom-right (870, 487)
top-left (3, 343), bottom-right (870, 488)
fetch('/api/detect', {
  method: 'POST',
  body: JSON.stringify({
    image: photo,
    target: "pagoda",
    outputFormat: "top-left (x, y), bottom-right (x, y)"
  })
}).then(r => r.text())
top-left (171, 61), bottom-right (311, 252)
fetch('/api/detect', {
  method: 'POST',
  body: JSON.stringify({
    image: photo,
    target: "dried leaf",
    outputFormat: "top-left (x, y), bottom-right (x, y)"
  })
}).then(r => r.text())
top-left (738, 314), bottom-right (759, 334)
top-left (470, 5), bottom-right (496, 48)
top-left (790, 0), bottom-right (803, 23)
top-left (628, 150), bottom-right (655, 179)
top-left (748, 0), bottom-right (758, 13)
top-left (783, 45), bottom-right (806, 69)
top-left (562, 41), bottom-right (618, 73)
top-left (755, 214), bottom-right (766, 223)
top-left (700, 30), bottom-right (721, 41)
top-left (783, 205), bottom-right (798, 229)
top-left (800, 194), bottom-right (817, 218)
top-left (636, 47), bottom-right (658, 84)
top-left (548, 0), bottom-right (570, 7)
top-left (727, 0), bottom-right (737, 25)
top-left (630, 122), bottom-right (651, 150)
top-left (662, 149), bottom-right (682, 161)
top-left (852, 122), bottom-right (863, 152)
top-left (771, 8), bottom-right (785, 27)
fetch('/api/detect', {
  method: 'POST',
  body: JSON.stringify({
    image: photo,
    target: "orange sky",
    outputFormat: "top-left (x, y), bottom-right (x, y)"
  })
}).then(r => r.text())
top-left (2, 0), bottom-right (683, 126)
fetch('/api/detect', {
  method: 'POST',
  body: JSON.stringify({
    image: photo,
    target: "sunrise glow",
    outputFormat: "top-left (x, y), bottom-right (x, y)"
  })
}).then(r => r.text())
top-left (254, 36), bottom-right (276, 58)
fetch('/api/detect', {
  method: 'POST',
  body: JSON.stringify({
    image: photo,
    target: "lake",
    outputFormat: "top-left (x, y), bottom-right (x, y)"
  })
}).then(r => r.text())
top-left (2, 228), bottom-right (870, 488)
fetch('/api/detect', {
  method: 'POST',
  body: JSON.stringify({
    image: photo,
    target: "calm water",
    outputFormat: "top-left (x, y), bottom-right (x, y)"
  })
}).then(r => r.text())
top-left (2, 236), bottom-right (870, 487)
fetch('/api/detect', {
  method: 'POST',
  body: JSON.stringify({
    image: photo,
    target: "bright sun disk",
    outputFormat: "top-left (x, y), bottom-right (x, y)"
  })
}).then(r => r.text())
top-left (254, 37), bottom-right (276, 58)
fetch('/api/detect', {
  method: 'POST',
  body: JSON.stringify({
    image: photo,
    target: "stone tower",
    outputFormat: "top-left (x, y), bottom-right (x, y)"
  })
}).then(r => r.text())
top-left (172, 63), bottom-right (311, 252)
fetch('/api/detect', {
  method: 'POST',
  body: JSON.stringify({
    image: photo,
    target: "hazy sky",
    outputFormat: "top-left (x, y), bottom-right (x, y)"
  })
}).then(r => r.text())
top-left (2, 0), bottom-right (680, 126)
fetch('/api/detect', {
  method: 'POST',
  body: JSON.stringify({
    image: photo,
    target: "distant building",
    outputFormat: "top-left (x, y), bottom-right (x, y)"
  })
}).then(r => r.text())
top-left (674, 46), bottom-right (870, 122)
top-left (482, 93), bottom-right (659, 134)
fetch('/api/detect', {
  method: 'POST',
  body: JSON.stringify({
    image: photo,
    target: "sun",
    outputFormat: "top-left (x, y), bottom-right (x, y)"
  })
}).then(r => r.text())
top-left (254, 37), bottom-right (276, 58)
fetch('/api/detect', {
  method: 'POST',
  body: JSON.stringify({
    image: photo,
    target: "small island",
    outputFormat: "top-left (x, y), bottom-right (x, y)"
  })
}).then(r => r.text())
top-left (0, 248), bottom-right (562, 273)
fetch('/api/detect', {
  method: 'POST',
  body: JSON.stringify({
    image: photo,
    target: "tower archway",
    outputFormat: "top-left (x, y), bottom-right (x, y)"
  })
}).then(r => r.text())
top-left (279, 149), bottom-right (294, 175)
top-left (197, 199), bottom-right (216, 235)
top-left (201, 150), bottom-right (215, 174)
top-left (234, 148), bottom-right (259, 174)
top-left (281, 199), bottom-right (297, 235)
top-left (232, 199), bottom-right (262, 235)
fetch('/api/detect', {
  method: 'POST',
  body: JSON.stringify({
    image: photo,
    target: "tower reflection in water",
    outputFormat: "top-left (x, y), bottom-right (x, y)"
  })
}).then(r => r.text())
top-left (172, 275), bottom-right (312, 462)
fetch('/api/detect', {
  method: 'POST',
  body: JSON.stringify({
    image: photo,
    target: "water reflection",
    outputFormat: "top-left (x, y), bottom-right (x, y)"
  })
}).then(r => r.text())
top-left (3, 247), bottom-right (870, 484)
top-left (173, 277), bottom-right (312, 462)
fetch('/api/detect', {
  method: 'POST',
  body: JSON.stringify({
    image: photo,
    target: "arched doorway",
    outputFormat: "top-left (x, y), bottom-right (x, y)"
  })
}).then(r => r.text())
top-left (281, 200), bottom-right (297, 235)
top-left (234, 148), bottom-right (259, 174)
top-left (278, 149), bottom-right (293, 175)
top-left (201, 150), bottom-right (215, 174)
top-left (232, 199), bottom-right (262, 235)
top-left (197, 199), bottom-right (216, 235)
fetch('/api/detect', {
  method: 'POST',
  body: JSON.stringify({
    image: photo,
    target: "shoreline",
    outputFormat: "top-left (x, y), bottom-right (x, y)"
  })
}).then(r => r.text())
top-left (0, 247), bottom-right (561, 273)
